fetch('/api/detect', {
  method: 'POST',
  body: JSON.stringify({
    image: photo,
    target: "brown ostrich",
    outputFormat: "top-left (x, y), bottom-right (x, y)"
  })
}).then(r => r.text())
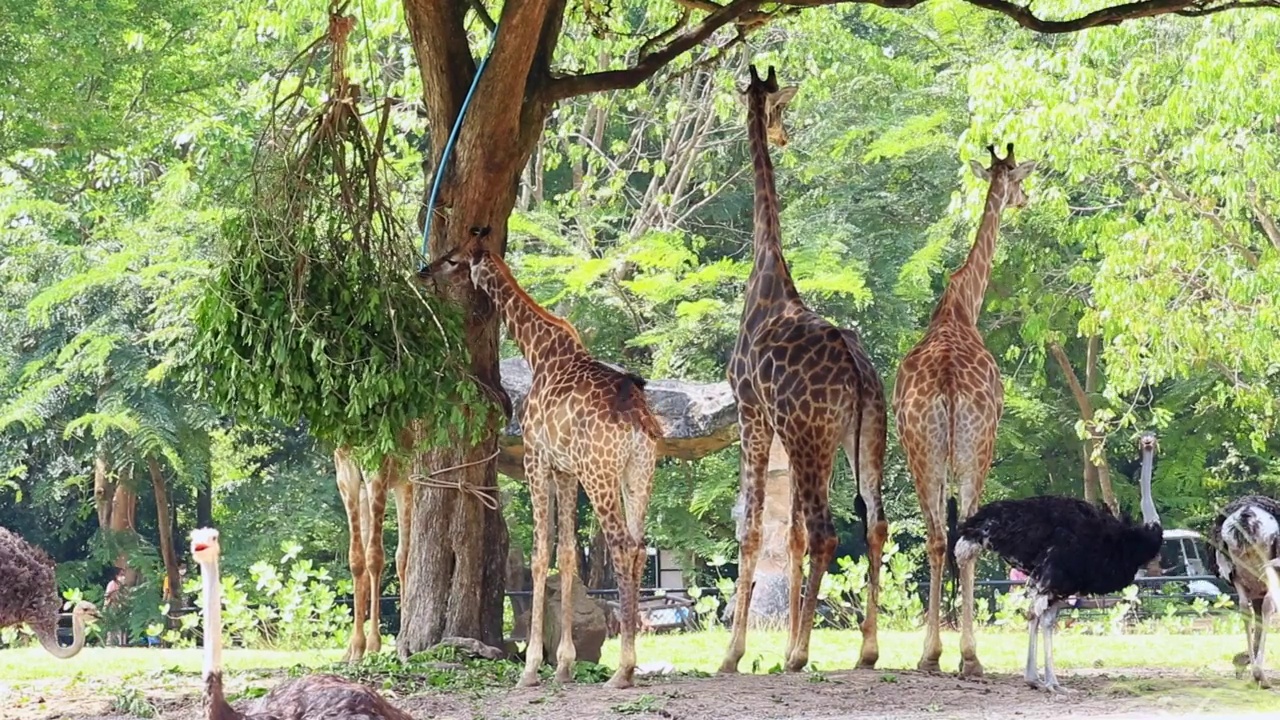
top-left (191, 528), bottom-right (411, 720)
top-left (0, 526), bottom-right (98, 658)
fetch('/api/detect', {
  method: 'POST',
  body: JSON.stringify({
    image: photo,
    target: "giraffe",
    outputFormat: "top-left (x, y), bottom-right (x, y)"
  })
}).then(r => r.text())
top-left (334, 430), bottom-right (415, 663)
top-left (424, 230), bottom-right (660, 690)
top-left (720, 65), bottom-right (888, 675)
top-left (893, 143), bottom-right (1036, 676)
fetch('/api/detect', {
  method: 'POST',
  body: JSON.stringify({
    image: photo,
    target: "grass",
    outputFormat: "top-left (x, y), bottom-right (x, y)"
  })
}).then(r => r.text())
top-left (0, 629), bottom-right (1254, 683)
top-left (601, 628), bottom-right (1251, 676)
top-left (0, 646), bottom-right (342, 682)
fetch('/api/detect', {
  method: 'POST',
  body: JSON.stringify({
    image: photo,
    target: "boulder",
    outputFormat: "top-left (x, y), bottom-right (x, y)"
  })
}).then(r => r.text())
top-left (496, 357), bottom-right (737, 480)
top-left (540, 572), bottom-right (607, 665)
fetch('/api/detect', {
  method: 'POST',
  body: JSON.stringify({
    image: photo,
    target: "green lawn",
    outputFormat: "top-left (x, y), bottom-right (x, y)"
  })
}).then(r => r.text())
top-left (0, 647), bottom-right (343, 682)
top-left (0, 629), bottom-right (1252, 683)
top-left (603, 628), bottom-right (1251, 675)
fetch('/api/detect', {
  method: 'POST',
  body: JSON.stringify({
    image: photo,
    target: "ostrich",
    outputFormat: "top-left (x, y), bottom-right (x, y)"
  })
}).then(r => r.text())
top-left (191, 528), bottom-right (411, 720)
top-left (1206, 494), bottom-right (1280, 688)
top-left (952, 432), bottom-right (1163, 692)
top-left (0, 526), bottom-right (98, 658)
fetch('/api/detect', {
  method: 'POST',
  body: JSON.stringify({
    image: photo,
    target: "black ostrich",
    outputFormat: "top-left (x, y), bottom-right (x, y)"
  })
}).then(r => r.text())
top-left (0, 525), bottom-right (98, 658)
top-left (951, 432), bottom-right (1163, 692)
top-left (191, 528), bottom-right (412, 720)
top-left (1206, 494), bottom-right (1280, 687)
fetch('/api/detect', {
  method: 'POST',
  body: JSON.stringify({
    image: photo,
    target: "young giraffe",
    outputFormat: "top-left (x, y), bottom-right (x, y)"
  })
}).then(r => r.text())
top-left (334, 433), bottom-right (415, 663)
top-left (893, 143), bottom-right (1036, 676)
top-left (425, 231), bottom-right (660, 690)
top-left (720, 65), bottom-right (888, 675)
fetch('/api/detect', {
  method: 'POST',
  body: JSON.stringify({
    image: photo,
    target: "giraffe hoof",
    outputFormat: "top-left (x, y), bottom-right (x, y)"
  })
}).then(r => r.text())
top-left (517, 672), bottom-right (541, 688)
top-left (917, 659), bottom-right (942, 674)
top-left (785, 656), bottom-right (808, 673)
top-left (554, 668), bottom-right (574, 685)
top-left (959, 658), bottom-right (984, 679)
top-left (856, 656), bottom-right (878, 671)
top-left (717, 661), bottom-right (740, 675)
top-left (605, 672), bottom-right (635, 690)
top-left (341, 647), bottom-right (364, 664)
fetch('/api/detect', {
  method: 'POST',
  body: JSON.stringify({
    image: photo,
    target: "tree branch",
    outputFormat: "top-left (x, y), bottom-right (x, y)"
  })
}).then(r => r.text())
top-left (1248, 183), bottom-right (1280, 252)
top-left (468, 0), bottom-right (497, 31)
top-left (545, 0), bottom-right (765, 101)
top-left (546, 0), bottom-right (1277, 103)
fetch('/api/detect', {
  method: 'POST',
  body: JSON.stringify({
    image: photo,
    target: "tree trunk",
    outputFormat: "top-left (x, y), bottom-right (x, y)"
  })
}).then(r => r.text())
top-left (1049, 340), bottom-right (1118, 514)
top-left (147, 457), bottom-right (182, 604)
top-left (196, 472), bottom-right (213, 528)
top-left (397, 0), bottom-right (560, 653)
top-left (110, 473), bottom-right (139, 585)
top-left (585, 527), bottom-right (614, 590)
top-left (746, 435), bottom-right (792, 628)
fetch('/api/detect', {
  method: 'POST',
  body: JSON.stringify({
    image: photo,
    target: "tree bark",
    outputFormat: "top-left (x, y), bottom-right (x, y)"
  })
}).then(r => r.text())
top-left (147, 457), bottom-right (182, 604)
top-left (1049, 340), bottom-right (1118, 514)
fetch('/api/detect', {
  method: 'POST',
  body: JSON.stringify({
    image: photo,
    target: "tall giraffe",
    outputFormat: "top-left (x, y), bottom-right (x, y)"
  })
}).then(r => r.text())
top-left (334, 432), bottom-right (415, 663)
top-left (893, 143), bottom-right (1036, 676)
top-left (425, 231), bottom-right (660, 689)
top-left (720, 65), bottom-right (888, 674)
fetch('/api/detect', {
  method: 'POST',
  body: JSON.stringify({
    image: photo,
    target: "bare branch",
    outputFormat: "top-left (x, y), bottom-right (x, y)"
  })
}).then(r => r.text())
top-left (545, 0), bottom-right (764, 101)
top-left (1248, 183), bottom-right (1280, 252)
top-left (468, 0), bottom-right (497, 32)
top-left (546, 0), bottom-right (1278, 104)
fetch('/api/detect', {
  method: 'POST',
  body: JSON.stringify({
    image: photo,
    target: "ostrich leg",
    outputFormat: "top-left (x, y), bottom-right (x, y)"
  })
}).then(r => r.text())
top-left (1039, 601), bottom-right (1072, 694)
top-left (1254, 595), bottom-right (1272, 688)
top-left (1023, 607), bottom-right (1040, 687)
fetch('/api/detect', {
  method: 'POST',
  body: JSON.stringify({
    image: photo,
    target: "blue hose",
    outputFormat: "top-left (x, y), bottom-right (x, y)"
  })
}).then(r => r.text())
top-left (419, 25), bottom-right (500, 268)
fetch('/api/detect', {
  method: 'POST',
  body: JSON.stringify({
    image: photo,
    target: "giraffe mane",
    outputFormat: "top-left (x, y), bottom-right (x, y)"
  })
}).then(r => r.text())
top-left (482, 251), bottom-right (584, 346)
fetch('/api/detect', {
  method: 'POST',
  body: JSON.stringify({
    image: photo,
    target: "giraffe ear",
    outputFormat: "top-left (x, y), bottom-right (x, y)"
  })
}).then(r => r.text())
top-left (968, 159), bottom-right (991, 181)
top-left (771, 86), bottom-right (798, 107)
top-left (1008, 160), bottom-right (1038, 181)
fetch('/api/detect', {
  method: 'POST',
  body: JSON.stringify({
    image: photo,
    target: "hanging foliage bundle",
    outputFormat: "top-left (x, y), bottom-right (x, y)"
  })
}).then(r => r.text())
top-left (189, 6), bottom-right (484, 459)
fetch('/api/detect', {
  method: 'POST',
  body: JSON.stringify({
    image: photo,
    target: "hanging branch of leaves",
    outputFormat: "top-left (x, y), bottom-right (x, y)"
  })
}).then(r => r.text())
top-left (188, 4), bottom-right (486, 462)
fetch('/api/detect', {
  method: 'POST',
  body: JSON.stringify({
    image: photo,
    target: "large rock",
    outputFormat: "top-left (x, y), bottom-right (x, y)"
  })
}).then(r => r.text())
top-left (541, 572), bottom-right (607, 665)
top-left (496, 357), bottom-right (737, 479)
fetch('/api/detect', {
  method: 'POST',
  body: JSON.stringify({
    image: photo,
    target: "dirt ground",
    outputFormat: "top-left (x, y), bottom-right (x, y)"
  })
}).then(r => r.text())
top-left (5, 667), bottom-right (1279, 720)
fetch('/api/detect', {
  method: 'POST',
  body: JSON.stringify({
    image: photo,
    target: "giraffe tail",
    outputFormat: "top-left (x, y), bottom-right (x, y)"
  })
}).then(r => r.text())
top-left (945, 496), bottom-right (960, 620)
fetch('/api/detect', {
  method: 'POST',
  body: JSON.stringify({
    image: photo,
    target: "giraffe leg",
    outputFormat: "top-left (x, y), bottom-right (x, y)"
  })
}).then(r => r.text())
top-left (606, 437), bottom-right (658, 690)
top-left (910, 456), bottom-right (946, 673)
top-left (845, 391), bottom-right (887, 670)
top-left (783, 490), bottom-right (806, 667)
top-left (363, 460), bottom-right (391, 655)
top-left (335, 447), bottom-right (368, 664)
top-left (720, 405), bottom-right (772, 675)
top-left (954, 396), bottom-right (995, 678)
top-left (787, 451), bottom-right (838, 673)
top-left (392, 472), bottom-right (414, 601)
top-left (519, 453), bottom-right (553, 688)
top-left (553, 474), bottom-right (579, 684)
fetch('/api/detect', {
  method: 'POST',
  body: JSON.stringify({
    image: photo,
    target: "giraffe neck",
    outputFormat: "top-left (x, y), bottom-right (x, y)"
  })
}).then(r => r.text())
top-left (742, 91), bottom-right (801, 317)
top-left (934, 179), bottom-right (1008, 326)
top-left (475, 254), bottom-right (584, 373)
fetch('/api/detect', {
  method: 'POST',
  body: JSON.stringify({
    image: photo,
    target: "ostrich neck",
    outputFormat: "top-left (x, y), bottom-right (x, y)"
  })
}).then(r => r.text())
top-left (202, 559), bottom-right (222, 680)
top-left (1139, 446), bottom-right (1160, 526)
top-left (35, 614), bottom-right (85, 659)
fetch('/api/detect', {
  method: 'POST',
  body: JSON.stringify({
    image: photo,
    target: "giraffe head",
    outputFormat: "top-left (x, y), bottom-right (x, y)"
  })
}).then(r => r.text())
top-left (968, 143), bottom-right (1038, 209)
top-left (421, 226), bottom-right (496, 290)
top-left (743, 65), bottom-right (799, 147)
